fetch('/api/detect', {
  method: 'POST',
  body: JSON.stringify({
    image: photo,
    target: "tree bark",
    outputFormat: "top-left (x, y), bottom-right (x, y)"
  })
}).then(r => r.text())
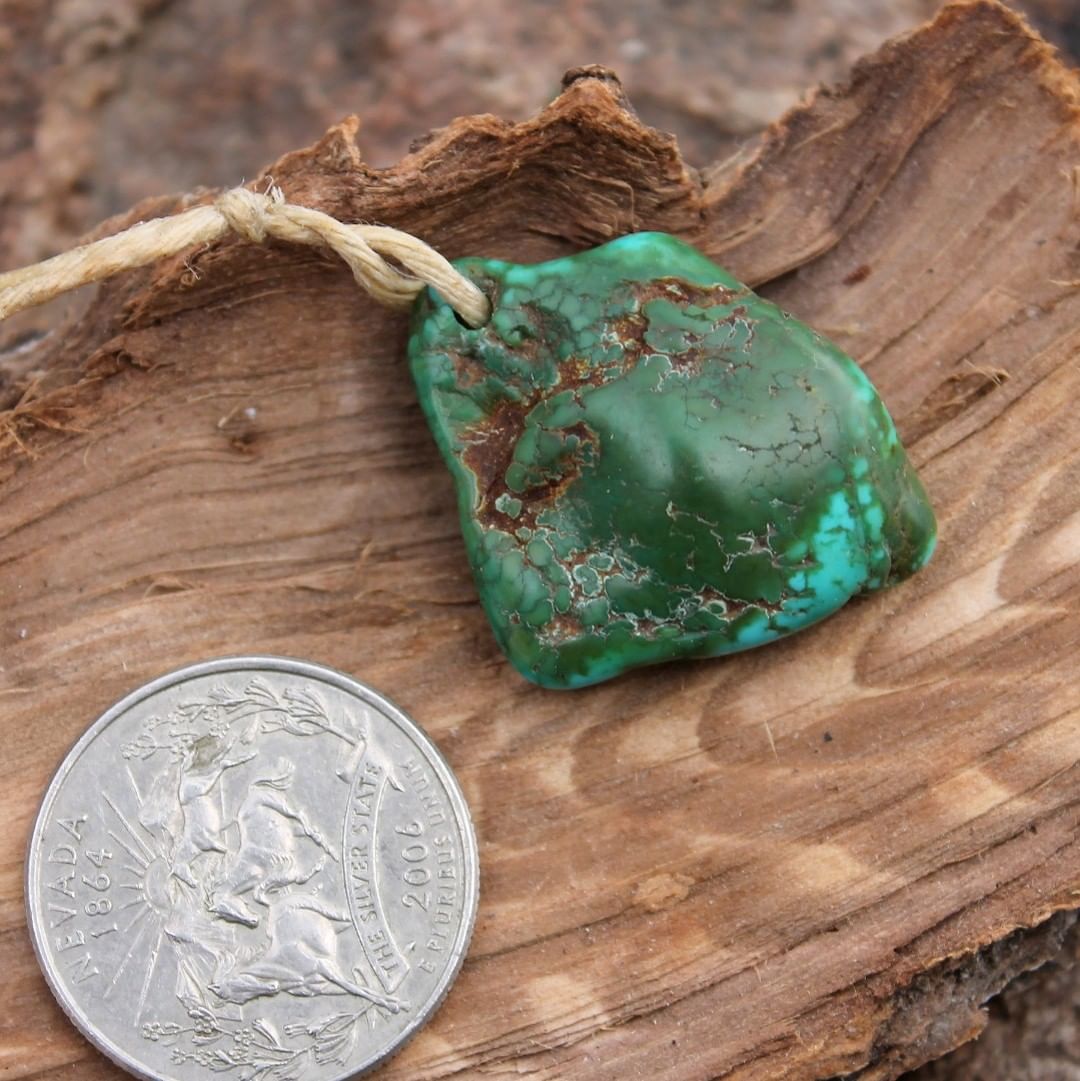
top-left (2, 2), bottom-right (1079, 1078)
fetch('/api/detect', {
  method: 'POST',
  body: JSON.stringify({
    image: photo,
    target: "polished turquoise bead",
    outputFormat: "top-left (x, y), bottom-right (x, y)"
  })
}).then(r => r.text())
top-left (409, 233), bottom-right (936, 689)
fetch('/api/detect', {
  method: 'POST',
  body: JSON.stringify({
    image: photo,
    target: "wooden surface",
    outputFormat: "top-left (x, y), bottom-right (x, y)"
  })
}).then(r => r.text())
top-left (2, 2), bottom-right (1080, 1078)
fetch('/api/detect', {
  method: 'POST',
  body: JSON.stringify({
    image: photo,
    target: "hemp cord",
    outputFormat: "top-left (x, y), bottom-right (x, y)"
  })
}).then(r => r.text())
top-left (0, 185), bottom-right (491, 327)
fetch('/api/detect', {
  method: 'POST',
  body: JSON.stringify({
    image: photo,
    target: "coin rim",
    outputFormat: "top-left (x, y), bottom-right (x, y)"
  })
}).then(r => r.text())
top-left (25, 655), bottom-right (480, 1081)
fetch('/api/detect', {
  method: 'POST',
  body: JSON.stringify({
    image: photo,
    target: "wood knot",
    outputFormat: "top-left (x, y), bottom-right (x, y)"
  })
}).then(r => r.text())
top-left (632, 872), bottom-right (694, 913)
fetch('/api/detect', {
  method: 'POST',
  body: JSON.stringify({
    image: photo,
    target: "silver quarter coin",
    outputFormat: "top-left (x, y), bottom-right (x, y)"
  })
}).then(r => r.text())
top-left (26, 657), bottom-right (478, 1081)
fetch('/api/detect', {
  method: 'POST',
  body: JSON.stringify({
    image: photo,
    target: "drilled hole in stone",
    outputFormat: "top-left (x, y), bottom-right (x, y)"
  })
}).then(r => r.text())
top-left (453, 286), bottom-right (494, 329)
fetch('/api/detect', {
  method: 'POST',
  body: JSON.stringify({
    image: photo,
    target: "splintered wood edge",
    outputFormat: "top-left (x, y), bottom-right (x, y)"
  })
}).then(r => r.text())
top-left (700, 0), bottom-right (1080, 280)
top-left (851, 913), bottom-right (1080, 1080)
top-left (1, 1), bottom-right (1079, 1076)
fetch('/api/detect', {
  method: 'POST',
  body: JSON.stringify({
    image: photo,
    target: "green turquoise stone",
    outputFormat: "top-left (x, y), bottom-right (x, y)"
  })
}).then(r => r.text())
top-left (408, 233), bottom-right (936, 689)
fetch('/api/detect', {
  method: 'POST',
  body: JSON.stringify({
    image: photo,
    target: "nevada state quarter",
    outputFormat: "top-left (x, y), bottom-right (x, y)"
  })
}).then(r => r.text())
top-left (26, 657), bottom-right (478, 1081)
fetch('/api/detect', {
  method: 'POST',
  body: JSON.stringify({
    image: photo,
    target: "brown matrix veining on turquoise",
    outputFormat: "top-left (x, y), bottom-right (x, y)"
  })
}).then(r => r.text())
top-left (409, 233), bottom-right (936, 688)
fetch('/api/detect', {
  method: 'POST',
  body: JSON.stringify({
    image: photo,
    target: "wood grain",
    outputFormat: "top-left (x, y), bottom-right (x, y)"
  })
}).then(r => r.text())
top-left (2, 2), bottom-right (1079, 1078)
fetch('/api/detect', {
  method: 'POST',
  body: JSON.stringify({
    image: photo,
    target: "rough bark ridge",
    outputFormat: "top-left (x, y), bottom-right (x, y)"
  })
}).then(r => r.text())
top-left (2, 2), bottom-right (1079, 1079)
